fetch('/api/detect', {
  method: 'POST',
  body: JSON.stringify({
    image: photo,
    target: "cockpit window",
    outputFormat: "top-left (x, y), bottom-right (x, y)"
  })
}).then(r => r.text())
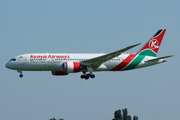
top-left (10, 58), bottom-right (16, 61)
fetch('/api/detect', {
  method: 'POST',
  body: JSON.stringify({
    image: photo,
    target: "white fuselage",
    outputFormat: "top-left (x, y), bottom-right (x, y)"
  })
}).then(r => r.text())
top-left (5, 53), bottom-right (164, 72)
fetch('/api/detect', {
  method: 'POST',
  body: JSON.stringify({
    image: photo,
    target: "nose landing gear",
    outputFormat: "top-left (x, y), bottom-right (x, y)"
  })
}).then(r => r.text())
top-left (19, 74), bottom-right (23, 78)
top-left (17, 70), bottom-right (23, 78)
top-left (80, 72), bottom-right (95, 80)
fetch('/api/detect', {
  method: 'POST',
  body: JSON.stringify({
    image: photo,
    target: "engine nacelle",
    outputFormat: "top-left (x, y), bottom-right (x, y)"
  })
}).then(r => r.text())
top-left (62, 62), bottom-right (81, 73)
top-left (51, 71), bottom-right (69, 76)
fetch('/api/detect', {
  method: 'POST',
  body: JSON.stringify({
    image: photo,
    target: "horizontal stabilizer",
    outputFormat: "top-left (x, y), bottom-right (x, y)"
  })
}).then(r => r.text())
top-left (145, 55), bottom-right (174, 62)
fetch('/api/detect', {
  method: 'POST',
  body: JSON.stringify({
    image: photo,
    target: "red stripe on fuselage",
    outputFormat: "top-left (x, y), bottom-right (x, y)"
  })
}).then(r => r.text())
top-left (110, 54), bottom-right (136, 71)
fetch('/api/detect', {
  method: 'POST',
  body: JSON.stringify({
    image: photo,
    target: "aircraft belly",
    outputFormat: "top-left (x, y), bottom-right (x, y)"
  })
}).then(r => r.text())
top-left (18, 63), bottom-right (60, 71)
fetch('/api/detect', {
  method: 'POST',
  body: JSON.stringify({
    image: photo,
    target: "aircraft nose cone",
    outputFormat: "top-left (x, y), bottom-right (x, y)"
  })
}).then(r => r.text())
top-left (5, 61), bottom-right (18, 70)
top-left (5, 62), bottom-right (10, 68)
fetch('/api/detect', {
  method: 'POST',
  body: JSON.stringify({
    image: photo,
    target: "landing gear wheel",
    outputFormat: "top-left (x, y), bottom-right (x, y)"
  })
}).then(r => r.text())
top-left (19, 74), bottom-right (23, 78)
top-left (80, 75), bottom-right (85, 79)
top-left (85, 76), bottom-right (89, 80)
top-left (86, 74), bottom-right (91, 77)
top-left (80, 72), bottom-right (95, 80)
top-left (90, 74), bottom-right (95, 78)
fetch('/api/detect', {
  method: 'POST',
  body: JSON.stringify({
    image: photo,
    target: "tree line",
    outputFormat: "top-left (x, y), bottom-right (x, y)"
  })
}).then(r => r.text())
top-left (49, 108), bottom-right (138, 120)
top-left (112, 108), bottom-right (138, 120)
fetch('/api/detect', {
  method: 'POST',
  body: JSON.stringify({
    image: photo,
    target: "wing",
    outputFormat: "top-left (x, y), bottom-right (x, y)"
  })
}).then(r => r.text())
top-left (81, 43), bottom-right (141, 71)
top-left (145, 55), bottom-right (174, 62)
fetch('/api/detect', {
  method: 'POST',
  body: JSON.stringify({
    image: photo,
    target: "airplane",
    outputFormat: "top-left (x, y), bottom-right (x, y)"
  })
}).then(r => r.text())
top-left (5, 29), bottom-right (173, 80)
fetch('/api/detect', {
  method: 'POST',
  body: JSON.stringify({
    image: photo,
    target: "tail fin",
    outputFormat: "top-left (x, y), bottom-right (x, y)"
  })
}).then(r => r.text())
top-left (137, 29), bottom-right (166, 57)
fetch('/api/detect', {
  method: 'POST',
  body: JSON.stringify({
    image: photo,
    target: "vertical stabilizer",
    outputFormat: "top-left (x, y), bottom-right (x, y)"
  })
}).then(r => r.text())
top-left (137, 29), bottom-right (166, 57)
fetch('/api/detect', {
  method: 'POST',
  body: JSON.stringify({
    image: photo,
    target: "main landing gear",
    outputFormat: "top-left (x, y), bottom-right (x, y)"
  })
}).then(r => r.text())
top-left (80, 72), bottom-right (95, 80)
top-left (17, 70), bottom-right (23, 78)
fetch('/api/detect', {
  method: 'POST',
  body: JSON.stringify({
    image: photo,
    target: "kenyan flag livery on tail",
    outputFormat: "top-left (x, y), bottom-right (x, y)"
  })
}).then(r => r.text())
top-left (120, 29), bottom-right (167, 71)
top-left (137, 29), bottom-right (166, 57)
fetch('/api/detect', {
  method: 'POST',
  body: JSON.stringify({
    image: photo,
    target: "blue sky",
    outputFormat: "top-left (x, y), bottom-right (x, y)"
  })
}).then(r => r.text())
top-left (0, 0), bottom-right (179, 120)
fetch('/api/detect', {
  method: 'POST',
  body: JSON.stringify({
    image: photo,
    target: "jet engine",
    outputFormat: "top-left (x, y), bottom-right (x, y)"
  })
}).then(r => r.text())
top-left (62, 62), bottom-right (81, 73)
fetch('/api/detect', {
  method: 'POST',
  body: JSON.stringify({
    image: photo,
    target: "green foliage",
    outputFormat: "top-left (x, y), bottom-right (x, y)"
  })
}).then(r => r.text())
top-left (126, 115), bottom-right (131, 120)
top-left (114, 110), bottom-right (122, 119)
top-left (112, 108), bottom-right (138, 120)
top-left (133, 116), bottom-right (138, 120)
top-left (49, 118), bottom-right (56, 120)
top-left (49, 118), bottom-right (64, 120)
top-left (112, 109), bottom-right (123, 120)
top-left (122, 108), bottom-right (128, 120)
top-left (49, 109), bottom-right (137, 120)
